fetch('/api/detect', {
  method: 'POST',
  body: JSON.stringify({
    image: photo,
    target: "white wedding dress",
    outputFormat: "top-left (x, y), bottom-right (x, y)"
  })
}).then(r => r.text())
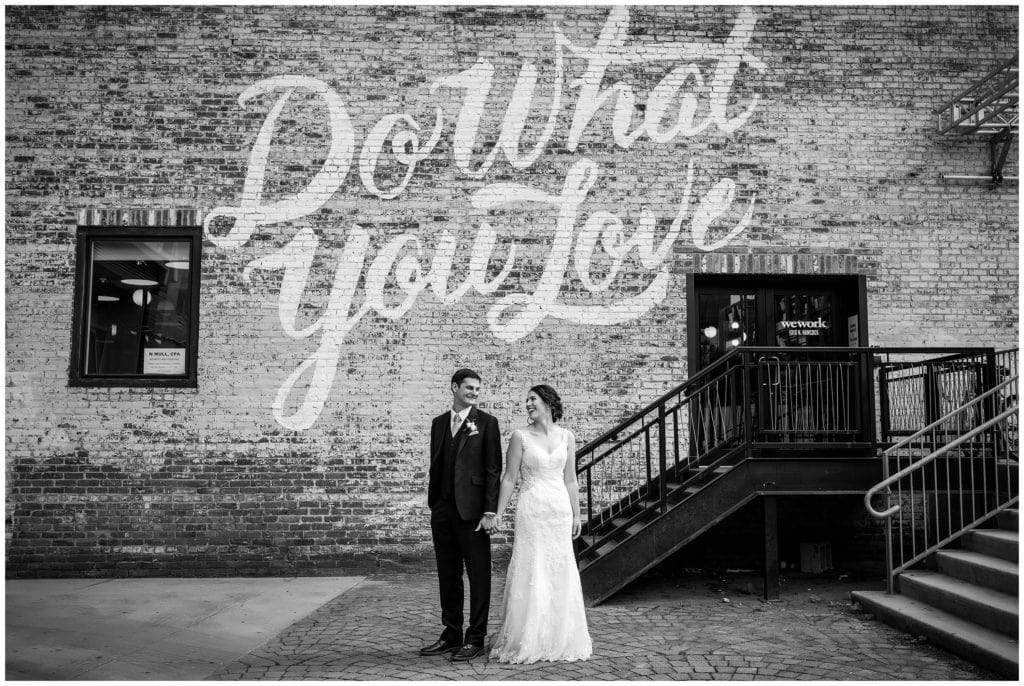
top-left (491, 428), bottom-right (593, 663)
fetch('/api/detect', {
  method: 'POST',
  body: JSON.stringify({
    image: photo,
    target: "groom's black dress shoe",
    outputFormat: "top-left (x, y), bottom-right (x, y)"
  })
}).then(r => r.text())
top-left (450, 643), bottom-right (485, 661)
top-left (419, 639), bottom-right (460, 656)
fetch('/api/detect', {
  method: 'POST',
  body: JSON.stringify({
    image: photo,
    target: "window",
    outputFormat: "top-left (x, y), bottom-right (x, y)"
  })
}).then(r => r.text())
top-left (70, 225), bottom-right (201, 387)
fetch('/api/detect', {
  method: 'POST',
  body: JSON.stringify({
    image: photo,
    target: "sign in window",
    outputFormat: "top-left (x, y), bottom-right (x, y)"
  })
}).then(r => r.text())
top-left (774, 293), bottom-right (834, 346)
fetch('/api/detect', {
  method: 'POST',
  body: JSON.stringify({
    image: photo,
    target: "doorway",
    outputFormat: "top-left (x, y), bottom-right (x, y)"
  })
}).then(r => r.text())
top-left (686, 274), bottom-right (870, 448)
top-left (686, 274), bottom-right (868, 372)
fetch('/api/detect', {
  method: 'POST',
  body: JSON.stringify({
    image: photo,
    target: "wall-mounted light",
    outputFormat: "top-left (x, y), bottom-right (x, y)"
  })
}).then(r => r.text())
top-left (702, 326), bottom-right (718, 339)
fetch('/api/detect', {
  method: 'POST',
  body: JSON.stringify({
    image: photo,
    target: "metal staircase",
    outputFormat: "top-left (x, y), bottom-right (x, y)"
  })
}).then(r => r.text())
top-left (936, 53), bottom-right (1018, 184)
top-left (854, 365), bottom-right (1019, 678)
top-left (574, 346), bottom-right (1011, 607)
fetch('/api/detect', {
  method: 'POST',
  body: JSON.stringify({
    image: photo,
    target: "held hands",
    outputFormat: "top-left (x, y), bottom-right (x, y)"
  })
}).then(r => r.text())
top-left (475, 513), bottom-right (500, 534)
top-left (475, 513), bottom-right (580, 537)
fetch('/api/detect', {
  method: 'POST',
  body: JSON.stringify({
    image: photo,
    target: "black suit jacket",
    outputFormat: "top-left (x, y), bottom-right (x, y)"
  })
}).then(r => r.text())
top-left (428, 407), bottom-right (502, 521)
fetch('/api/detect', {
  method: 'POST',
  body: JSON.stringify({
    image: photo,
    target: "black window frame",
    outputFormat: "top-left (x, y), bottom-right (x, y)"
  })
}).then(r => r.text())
top-left (69, 225), bottom-right (202, 388)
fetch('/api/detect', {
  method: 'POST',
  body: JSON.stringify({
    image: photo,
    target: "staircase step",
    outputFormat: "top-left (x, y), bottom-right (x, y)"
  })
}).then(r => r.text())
top-left (695, 464), bottom-right (734, 474)
top-left (997, 508), bottom-right (1018, 532)
top-left (852, 590), bottom-right (1019, 679)
top-left (964, 529), bottom-right (1019, 563)
top-left (935, 550), bottom-right (1019, 596)
top-left (899, 571), bottom-right (1018, 637)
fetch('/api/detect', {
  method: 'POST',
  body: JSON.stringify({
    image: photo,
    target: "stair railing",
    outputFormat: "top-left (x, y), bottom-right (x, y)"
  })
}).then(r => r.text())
top-left (935, 53), bottom-right (1018, 136)
top-left (576, 346), bottom-right (1002, 555)
top-left (865, 373), bottom-right (1019, 593)
top-left (574, 348), bottom-right (749, 547)
top-left (876, 348), bottom-right (1001, 443)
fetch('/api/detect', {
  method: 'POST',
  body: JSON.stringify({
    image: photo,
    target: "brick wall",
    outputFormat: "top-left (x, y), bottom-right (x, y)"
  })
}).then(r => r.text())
top-left (5, 5), bottom-right (1018, 576)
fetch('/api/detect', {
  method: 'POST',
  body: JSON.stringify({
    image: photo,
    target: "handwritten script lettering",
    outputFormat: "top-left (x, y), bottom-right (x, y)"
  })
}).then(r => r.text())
top-left (205, 8), bottom-right (765, 430)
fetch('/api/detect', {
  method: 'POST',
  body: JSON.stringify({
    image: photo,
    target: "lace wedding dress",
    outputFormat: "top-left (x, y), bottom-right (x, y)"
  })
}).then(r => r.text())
top-left (491, 428), bottom-right (592, 663)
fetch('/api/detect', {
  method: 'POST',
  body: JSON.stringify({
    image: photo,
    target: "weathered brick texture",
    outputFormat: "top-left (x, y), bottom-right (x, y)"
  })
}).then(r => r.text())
top-left (5, 6), bottom-right (1018, 576)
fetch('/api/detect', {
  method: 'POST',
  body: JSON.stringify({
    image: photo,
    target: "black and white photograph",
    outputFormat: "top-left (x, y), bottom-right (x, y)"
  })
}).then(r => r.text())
top-left (4, 1), bottom-right (1019, 681)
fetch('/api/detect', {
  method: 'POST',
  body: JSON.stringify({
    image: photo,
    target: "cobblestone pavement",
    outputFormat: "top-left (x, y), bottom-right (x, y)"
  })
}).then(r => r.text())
top-left (210, 569), bottom-right (998, 681)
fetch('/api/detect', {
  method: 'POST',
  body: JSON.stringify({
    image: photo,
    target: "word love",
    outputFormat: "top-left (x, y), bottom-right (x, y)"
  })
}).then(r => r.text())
top-left (204, 8), bottom-right (766, 430)
top-left (245, 157), bottom-right (753, 429)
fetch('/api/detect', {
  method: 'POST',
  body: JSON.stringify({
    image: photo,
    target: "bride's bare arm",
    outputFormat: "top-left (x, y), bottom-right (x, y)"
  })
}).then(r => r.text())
top-left (562, 430), bottom-right (583, 538)
top-left (494, 429), bottom-right (524, 519)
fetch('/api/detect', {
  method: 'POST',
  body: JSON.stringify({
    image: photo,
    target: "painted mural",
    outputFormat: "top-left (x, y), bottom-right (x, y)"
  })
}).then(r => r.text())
top-left (203, 7), bottom-right (764, 430)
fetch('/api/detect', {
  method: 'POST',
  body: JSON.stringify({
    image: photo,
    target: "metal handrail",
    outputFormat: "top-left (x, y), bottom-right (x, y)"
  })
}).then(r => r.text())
top-left (575, 345), bottom-right (743, 468)
top-left (575, 347), bottom-right (1000, 552)
top-left (577, 346), bottom-right (996, 467)
top-left (865, 394), bottom-right (1017, 517)
top-left (876, 348), bottom-right (999, 442)
top-left (879, 373), bottom-right (1015, 459)
top-left (575, 352), bottom-right (749, 547)
top-left (864, 368), bottom-right (1018, 593)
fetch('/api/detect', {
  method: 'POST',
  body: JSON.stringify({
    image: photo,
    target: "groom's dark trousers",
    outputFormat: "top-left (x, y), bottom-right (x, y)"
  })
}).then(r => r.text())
top-left (428, 408), bottom-right (501, 646)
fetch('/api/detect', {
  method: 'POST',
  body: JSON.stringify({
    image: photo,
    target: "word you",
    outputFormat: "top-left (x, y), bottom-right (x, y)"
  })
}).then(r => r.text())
top-left (205, 7), bottom-right (765, 430)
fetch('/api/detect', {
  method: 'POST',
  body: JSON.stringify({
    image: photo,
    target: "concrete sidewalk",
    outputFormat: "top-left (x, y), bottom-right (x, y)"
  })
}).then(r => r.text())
top-left (5, 576), bottom-right (360, 680)
top-left (5, 570), bottom-right (1002, 681)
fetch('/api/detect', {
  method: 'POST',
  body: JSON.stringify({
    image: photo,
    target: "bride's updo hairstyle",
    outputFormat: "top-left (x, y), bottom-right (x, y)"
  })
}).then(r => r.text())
top-left (529, 384), bottom-right (563, 423)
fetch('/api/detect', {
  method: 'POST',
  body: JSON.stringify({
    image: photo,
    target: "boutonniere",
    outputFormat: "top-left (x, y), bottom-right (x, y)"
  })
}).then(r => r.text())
top-left (464, 419), bottom-right (479, 436)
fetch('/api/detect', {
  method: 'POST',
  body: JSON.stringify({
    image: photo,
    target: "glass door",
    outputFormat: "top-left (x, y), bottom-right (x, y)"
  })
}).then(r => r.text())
top-left (695, 290), bottom-right (758, 368)
top-left (689, 275), bottom-right (866, 371)
top-left (772, 292), bottom-right (837, 347)
top-left (688, 275), bottom-right (868, 449)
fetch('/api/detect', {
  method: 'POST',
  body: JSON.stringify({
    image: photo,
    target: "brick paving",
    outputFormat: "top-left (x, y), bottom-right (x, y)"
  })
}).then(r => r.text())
top-left (210, 569), bottom-right (998, 680)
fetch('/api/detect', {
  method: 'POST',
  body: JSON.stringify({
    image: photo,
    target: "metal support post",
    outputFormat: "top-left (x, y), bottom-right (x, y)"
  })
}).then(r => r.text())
top-left (762, 495), bottom-right (780, 601)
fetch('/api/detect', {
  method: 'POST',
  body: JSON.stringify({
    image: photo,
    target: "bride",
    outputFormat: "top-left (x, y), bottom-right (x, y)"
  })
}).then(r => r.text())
top-left (485, 384), bottom-right (592, 663)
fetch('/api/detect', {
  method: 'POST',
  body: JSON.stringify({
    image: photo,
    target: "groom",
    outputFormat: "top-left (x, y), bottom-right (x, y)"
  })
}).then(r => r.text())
top-left (421, 368), bottom-right (502, 661)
